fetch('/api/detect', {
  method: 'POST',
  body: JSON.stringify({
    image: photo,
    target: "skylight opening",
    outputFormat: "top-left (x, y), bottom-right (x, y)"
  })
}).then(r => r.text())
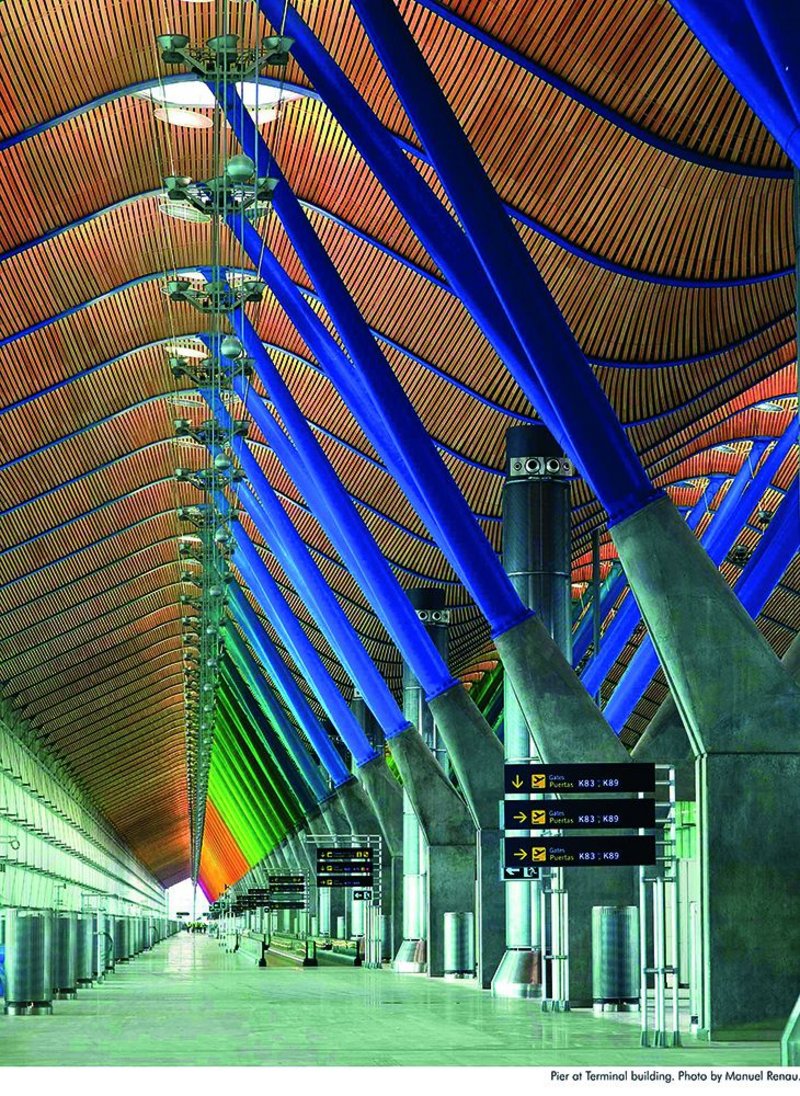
top-left (137, 79), bottom-right (301, 124)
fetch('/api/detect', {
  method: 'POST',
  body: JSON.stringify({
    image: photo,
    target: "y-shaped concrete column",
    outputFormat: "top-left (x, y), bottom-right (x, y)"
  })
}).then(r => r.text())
top-left (633, 632), bottom-right (800, 795)
top-left (394, 590), bottom-right (452, 974)
top-left (389, 724), bottom-right (475, 979)
top-left (351, 693), bottom-right (404, 960)
top-left (614, 497), bottom-right (800, 1038)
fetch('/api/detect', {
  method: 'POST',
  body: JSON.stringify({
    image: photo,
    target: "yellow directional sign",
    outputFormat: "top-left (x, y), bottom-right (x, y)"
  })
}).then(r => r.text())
top-left (504, 836), bottom-right (656, 868)
top-left (511, 774), bottom-right (523, 789)
top-left (503, 799), bottom-right (656, 830)
top-left (511, 808), bottom-right (547, 825)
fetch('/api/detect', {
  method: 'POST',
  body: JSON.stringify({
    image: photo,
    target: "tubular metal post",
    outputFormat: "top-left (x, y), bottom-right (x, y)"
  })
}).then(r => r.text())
top-left (591, 529), bottom-right (602, 703)
top-left (639, 766), bottom-right (681, 1049)
top-left (639, 862), bottom-right (649, 1046)
top-left (668, 767), bottom-right (681, 1046)
top-left (540, 876), bottom-right (549, 1001)
top-left (689, 901), bottom-right (700, 1032)
top-left (554, 872), bottom-right (565, 1008)
top-left (655, 876), bottom-right (666, 1046)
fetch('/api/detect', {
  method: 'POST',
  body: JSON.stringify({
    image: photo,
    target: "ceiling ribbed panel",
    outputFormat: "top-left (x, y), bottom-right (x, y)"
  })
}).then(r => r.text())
top-left (0, 0), bottom-right (796, 881)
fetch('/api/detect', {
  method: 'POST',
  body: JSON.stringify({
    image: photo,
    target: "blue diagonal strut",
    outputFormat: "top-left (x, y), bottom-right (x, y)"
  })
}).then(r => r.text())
top-left (600, 431), bottom-right (793, 729)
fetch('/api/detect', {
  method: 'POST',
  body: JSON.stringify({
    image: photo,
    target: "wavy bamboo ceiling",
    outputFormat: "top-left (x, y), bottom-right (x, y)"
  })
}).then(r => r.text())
top-left (0, 0), bottom-right (796, 885)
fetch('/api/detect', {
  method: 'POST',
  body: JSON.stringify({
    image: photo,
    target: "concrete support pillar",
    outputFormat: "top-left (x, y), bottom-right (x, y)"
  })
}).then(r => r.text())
top-left (389, 724), bottom-right (475, 978)
top-left (493, 425), bottom-right (635, 1004)
top-left (394, 589), bottom-right (449, 974)
top-left (395, 787), bottom-right (426, 971)
top-left (320, 791), bottom-right (354, 936)
top-left (494, 425), bottom-right (573, 996)
top-left (613, 495), bottom-right (800, 1037)
top-left (356, 750), bottom-right (404, 960)
top-left (633, 632), bottom-right (800, 799)
top-left (391, 590), bottom-right (487, 979)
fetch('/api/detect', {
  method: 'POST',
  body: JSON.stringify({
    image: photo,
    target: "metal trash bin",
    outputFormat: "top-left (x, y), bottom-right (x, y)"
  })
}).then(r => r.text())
top-left (378, 913), bottom-right (391, 962)
top-left (4, 909), bottom-right (53, 1015)
top-left (75, 915), bottom-right (94, 987)
top-left (443, 912), bottom-right (475, 980)
top-left (52, 912), bottom-right (78, 999)
top-left (591, 905), bottom-right (640, 1011)
top-left (114, 916), bottom-right (130, 963)
top-left (104, 914), bottom-right (116, 972)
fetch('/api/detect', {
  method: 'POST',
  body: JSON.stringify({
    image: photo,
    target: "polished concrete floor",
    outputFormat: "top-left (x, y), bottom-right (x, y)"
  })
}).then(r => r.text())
top-left (0, 934), bottom-right (780, 1067)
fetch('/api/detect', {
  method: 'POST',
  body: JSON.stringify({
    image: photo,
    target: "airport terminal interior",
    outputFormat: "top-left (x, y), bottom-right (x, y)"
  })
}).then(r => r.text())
top-left (1, 0), bottom-right (799, 1073)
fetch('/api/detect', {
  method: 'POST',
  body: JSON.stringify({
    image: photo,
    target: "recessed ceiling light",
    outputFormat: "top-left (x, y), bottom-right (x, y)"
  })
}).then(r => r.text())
top-left (159, 199), bottom-right (212, 223)
top-left (165, 347), bottom-right (207, 362)
top-left (154, 106), bottom-right (213, 129)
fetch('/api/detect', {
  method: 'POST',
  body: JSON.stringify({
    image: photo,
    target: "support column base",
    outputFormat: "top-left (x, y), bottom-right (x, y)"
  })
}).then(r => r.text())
top-left (700, 752), bottom-right (800, 1040)
top-left (491, 947), bottom-right (543, 999)
top-left (476, 828), bottom-right (505, 988)
top-left (428, 843), bottom-right (475, 979)
top-left (393, 937), bottom-right (426, 974)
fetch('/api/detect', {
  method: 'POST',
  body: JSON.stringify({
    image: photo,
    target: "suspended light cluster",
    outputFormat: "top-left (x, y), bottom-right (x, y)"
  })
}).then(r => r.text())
top-left (163, 275), bottom-right (266, 314)
top-left (177, 500), bottom-right (232, 879)
top-left (156, 32), bottom-right (294, 80)
top-left (157, 16), bottom-right (279, 884)
top-left (164, 155), bottom-right (277, 221)
top-left (169, 350), bottom-right (253, 389)
top-left (174, 394), bottom-right (251, 880)
top-left (140, 80), bottom-right (301, 127)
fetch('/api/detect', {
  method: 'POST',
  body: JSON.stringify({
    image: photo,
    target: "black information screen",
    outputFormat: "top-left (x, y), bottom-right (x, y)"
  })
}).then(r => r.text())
top-left (317, 876), bottom-right (374, 889)
top-left (316, 848), bottom-right (373, 862)
top-left (316, 847), bottom-right (374, 887)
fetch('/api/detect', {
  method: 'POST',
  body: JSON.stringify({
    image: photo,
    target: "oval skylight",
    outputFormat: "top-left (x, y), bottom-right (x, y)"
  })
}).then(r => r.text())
top-left (137, 79), bottom-right (301, 119)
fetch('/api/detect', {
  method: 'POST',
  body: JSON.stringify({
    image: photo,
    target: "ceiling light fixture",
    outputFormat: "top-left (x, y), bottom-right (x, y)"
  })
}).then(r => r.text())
top-left (153, 105), bottom-right (213, 130)
top-left (156, 32), bottom-right (293, 79)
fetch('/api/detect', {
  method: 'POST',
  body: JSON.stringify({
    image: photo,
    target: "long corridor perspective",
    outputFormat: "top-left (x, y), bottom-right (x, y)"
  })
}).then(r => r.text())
top-left (0, 932), bottom-right (780, 1069)
top-left (2, 0), bottom-right (800, 1081)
